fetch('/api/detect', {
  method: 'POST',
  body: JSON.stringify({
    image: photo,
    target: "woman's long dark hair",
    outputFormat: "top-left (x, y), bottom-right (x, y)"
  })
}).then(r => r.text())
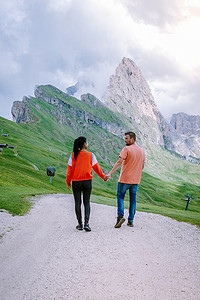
top-left (73, 136), bottom-right (87, 160)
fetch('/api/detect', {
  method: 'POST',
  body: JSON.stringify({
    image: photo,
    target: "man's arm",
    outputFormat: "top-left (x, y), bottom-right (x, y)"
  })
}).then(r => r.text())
top-left (108, 157), bottom-right (124, 176)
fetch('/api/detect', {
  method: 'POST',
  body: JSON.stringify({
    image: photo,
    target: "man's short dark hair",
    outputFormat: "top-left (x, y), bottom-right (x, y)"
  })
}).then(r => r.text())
top-left (125, 131), bottom-right (136, 141)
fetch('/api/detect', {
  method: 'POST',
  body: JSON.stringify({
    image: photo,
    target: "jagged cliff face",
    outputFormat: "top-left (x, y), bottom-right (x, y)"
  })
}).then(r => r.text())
top-left (103, 57), bottom-right (173, 148)
top-left (11, 97), bottom-right (36, 123)
top-left (171, 113), bottom-right (200, 137)
top-left (170, 113), bottom-right (200, 158)
top-left (103, 57), bottom-right (200, 159)
top-left (104, 58), bottom-right (158, 120)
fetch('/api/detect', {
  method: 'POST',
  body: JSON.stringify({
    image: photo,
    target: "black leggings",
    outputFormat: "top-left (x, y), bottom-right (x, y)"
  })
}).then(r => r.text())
top-left (72, 180), bottom-right (92, 225)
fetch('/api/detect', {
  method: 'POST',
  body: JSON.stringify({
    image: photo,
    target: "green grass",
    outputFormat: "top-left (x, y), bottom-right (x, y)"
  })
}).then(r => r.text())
top-left (0, 85), bottom-right (200, 227)
top-left (91, 195), bottom-right (200, 226)
top-left (91, 171), bottom-right (200, 227)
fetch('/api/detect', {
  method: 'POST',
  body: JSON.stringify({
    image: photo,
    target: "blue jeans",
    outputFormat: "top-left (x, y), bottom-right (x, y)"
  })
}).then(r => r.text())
top-left (117, 182), bottom-right (138, 222)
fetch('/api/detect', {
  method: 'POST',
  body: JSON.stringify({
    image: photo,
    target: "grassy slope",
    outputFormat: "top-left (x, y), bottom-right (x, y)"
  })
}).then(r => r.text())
top-left (0, 86), bottom-right (199, 226)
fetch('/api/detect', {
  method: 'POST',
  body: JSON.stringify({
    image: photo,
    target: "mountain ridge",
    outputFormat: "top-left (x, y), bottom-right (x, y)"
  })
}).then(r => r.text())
top-left (65, 57), bottom-right (200, 159)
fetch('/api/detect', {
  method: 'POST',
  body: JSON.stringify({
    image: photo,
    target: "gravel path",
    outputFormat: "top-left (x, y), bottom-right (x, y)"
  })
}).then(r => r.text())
top-left (0, 194), bottom-right (200, 300)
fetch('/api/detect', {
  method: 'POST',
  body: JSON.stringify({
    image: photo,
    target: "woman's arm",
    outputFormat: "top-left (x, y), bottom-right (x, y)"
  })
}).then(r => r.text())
top-left (92, 163), bottom-right (106, 180)
top-left (66, 154), bottom-right (73, 190)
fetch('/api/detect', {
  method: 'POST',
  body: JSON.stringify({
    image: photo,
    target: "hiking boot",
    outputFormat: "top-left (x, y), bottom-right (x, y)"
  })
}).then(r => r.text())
top-left (114, 216), bottom-right (125, 228)
top-left (76, 224), bottom-right (83, 230)
top-left (127, 221), bottom-right (134, 227)
top-left (84, 224), bottom-right (91, 232)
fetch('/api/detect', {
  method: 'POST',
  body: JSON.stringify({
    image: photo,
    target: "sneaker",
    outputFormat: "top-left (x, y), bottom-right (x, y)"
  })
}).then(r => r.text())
top-left (76, 224), bottom-right (83, 230)
top-left (127, 221), bottom-right (134, 227)
top-left (114, 216), bottom-right (125, 228)
top-left (84, 224), bottom-right (91, 232)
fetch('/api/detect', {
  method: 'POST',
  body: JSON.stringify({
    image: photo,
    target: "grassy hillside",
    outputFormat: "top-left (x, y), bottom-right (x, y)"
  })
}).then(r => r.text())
top-left (0, 86), bottom-right (200, 226)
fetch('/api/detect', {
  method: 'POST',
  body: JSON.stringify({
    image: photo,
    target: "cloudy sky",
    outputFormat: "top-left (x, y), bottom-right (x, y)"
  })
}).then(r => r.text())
top-left (0, 0), bottom-right (200, 121)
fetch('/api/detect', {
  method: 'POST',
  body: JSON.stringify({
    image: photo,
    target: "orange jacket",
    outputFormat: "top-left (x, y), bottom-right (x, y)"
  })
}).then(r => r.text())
top-left (66, 151), bottom-right (105, 185)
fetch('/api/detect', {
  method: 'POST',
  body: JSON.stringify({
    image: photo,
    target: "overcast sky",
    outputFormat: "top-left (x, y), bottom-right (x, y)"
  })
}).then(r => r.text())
top-left (0, 0), bottom-right (200, 121)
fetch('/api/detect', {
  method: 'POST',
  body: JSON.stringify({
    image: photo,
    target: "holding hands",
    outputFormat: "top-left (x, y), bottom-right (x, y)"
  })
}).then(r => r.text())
top-left (104, 173), bottom-right (111, 182)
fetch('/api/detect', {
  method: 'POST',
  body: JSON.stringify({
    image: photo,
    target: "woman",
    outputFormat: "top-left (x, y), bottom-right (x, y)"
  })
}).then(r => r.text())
top-left (66, 136), bottom-right (106, 231)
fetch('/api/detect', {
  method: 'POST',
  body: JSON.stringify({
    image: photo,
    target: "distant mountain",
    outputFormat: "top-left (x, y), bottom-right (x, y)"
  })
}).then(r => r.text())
top-left (66, 80), bottom-right (95, 98)
top-left (103, 57), bottom-right (200, 159)
top-left (170, 113), bottom-right (200, 137)
top-left (66, 84), bottom-right (78, 96)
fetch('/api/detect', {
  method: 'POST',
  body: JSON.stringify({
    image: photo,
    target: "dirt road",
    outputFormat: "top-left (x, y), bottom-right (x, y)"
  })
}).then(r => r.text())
top-left (0, 194), bottom-right (200, 300)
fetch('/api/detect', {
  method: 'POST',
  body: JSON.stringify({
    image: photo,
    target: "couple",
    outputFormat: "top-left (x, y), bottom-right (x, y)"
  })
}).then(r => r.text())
top-left (66, 131), bottom-right (145, 232)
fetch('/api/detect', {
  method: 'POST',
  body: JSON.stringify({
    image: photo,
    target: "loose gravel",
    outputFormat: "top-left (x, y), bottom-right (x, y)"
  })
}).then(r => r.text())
top-left (0, 194), bottom-right (200, 300)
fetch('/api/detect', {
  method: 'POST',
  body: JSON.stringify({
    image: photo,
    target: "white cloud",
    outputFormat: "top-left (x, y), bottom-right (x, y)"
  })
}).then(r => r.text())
top-left (47, 0), bottom-right (72, 12)
top-left (0, 0), bottom-right (200, 121)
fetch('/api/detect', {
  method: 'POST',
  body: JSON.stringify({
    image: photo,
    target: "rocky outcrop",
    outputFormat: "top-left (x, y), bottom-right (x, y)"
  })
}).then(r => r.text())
top-left (11, 97), bottom-right (36, 123)
top-left (170, 113), bottom-right (200, 137)
top-left (81, 93), bottom-right (99, 106)
top-left (170, 113), bottom-right (200, 158)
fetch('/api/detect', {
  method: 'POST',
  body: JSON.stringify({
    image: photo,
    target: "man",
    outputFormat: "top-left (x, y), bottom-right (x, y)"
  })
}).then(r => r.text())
top-left (108, 131), bottom-right (145, 228)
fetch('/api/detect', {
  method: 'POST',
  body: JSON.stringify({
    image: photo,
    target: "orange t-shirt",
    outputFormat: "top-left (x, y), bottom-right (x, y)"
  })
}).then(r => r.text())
top-left (66, 151), bottom-right (105, 185)
top-left (118, 144), bottom-right (145, 184)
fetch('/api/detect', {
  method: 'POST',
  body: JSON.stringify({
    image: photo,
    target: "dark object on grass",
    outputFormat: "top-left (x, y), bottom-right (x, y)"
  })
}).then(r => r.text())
top-left (47, 167), bottom-right (56, 183)
top-left (0, 144), bottom-right (7, 148)
top-left (184, 194), bottom-right (193, 211)
top-left (8, 145), bottom-right (14, 149)
top-left (1, 134), bottom-right (9, 137)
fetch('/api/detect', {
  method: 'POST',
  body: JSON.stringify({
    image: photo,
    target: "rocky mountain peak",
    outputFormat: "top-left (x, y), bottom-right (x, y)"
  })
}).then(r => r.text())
top-left (104, 57), bottom-right (160, 122)
top-left (103, 57), bottom-right (169, 148)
